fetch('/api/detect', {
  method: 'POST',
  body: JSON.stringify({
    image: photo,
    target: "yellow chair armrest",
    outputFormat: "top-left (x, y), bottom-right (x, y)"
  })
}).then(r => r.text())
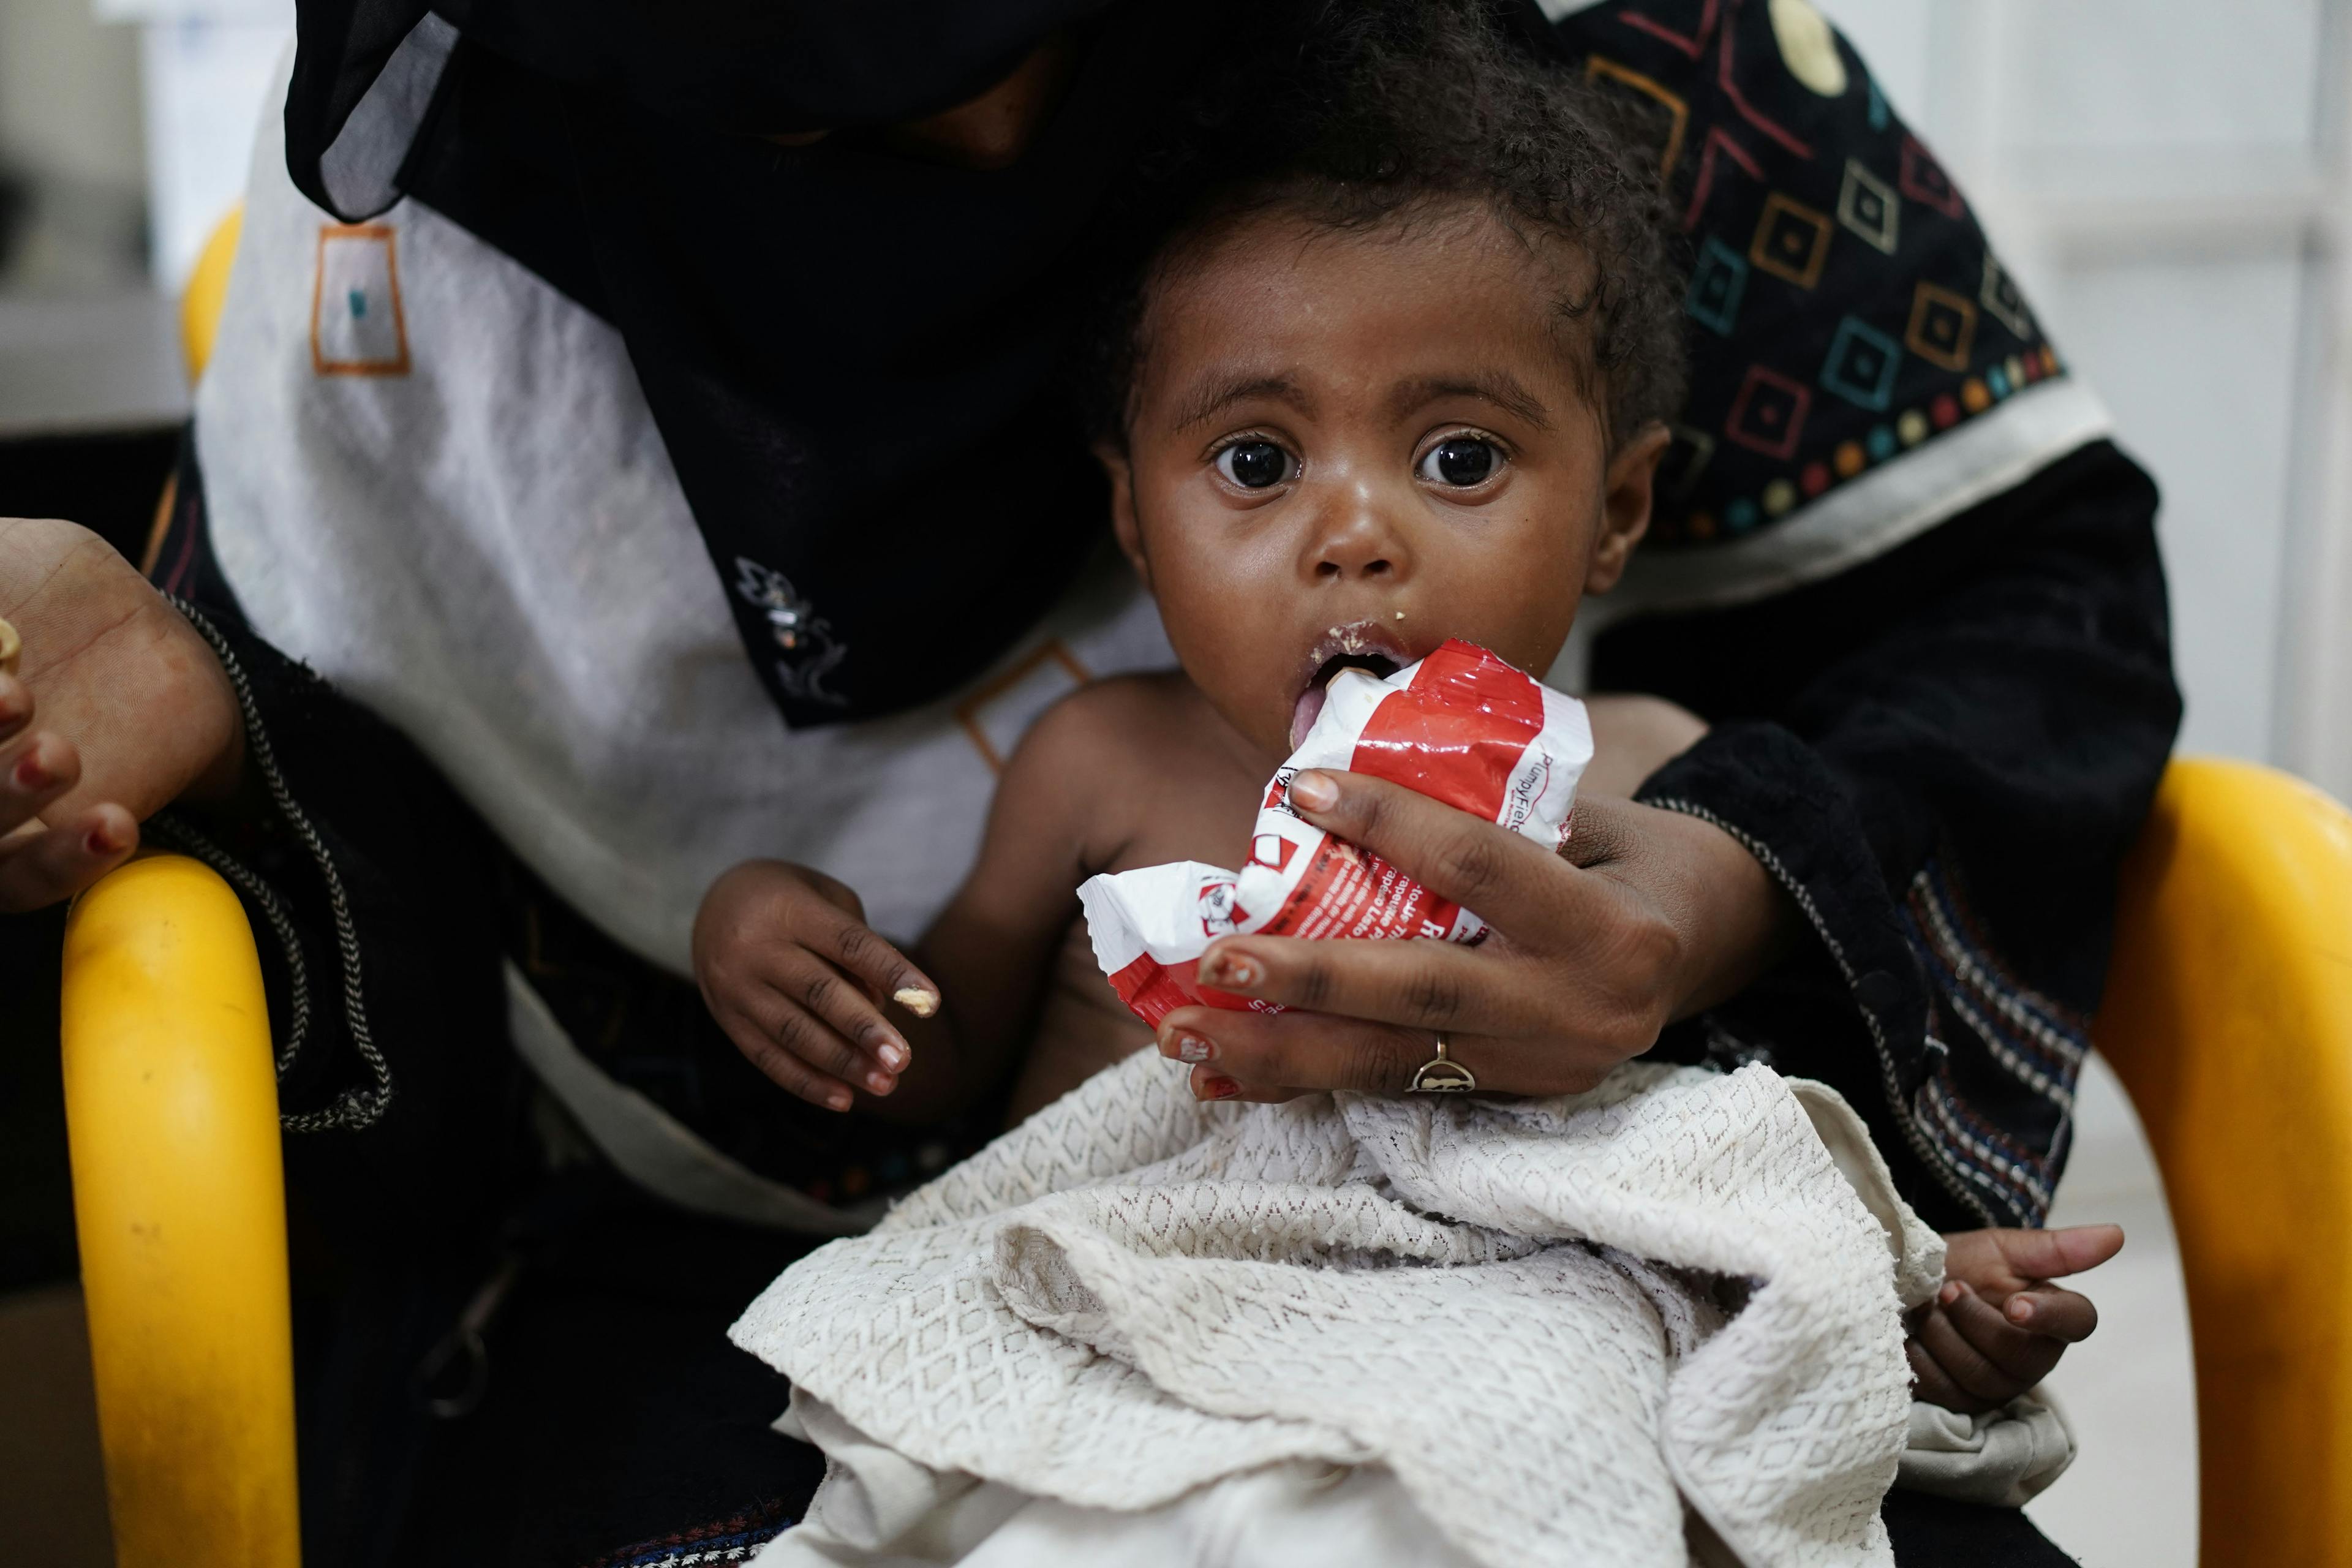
top-left (61, 854), bottom-right (300, 1566)
top-left (180, 205), bottom-right (242, 388)
top-left (2096, 758), bottom-right (2352, 1568)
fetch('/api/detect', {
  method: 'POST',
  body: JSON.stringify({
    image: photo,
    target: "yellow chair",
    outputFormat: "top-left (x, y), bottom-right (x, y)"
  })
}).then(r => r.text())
top-left (60, 856), bottom-right (300, 1567)
top-left (53, 758), bottom-right (2352, 1564)
top-left (2094, 758), bottom-right (2352, 1566)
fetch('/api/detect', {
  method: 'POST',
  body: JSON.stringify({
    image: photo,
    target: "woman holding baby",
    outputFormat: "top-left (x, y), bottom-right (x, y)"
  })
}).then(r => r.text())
top-left (0, 0), bottom-right (2171, 1561)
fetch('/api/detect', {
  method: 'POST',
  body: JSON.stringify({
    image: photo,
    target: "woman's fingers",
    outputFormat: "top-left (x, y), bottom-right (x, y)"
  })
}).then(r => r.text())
top-left (1185, 1065), bottom-right (1305, 1104)
top-left (0, 728), bottom-right (81, 837)
top-left (1158, 1005), bottom-right (1439, 1096)
top-left (1283, 769), bottom-right (1575, 936)
top-left (0, 672), bottom-right (33, 747)
top-left (1193, 930), bottom-right (1558, 1039)
top-left (1154, 1004), bottom-right (1614, 1099)
top-left (0, 802), bottom-right (137, 913)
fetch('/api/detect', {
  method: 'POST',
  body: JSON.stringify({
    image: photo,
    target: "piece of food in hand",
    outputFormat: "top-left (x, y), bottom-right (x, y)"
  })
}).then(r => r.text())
top-left (0, 615), bottom-right (18, 677)
top-left (893, 986), bottom-right (940, 1017)
top-left (1079, 638), bottom-right (1591, 1027)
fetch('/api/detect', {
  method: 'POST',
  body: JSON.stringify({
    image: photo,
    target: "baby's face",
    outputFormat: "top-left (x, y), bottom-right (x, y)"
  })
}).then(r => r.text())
top-left (1106, 200), bottom-right (1667, 767)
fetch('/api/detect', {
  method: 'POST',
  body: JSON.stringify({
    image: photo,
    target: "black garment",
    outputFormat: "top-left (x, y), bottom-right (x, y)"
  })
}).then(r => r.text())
top-left (149, 425), bottom-right (2150, 1565)
top-left (1618, 441), bottom-right (2177, 1231)
top-left (284, 0), bottom-right (1232, 726)
top-left (152, 0), bottom-right (2174, 1559)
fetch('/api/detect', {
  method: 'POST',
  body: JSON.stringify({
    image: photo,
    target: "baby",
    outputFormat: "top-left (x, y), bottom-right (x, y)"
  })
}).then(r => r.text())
top-left (695, 14), bottom-right (1691, 1128)
top-left (694, 0), bottom-right (2113, 1425)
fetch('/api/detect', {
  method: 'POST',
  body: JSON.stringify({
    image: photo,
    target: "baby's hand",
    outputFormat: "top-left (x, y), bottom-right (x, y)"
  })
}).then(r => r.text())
top-left (692, 860), bottom-right (941, 1112)
top-left (1907, 1224), bottom-right (2125, 1413)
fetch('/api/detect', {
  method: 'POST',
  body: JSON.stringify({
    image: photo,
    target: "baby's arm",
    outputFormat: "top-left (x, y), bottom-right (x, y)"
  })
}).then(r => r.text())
top-left (1581, 693), bottom-right (1708, 799)
top-left (692, 693), bottom-right (1114, 1120)
top-left (877, 691), bottom-right (1125, 1120)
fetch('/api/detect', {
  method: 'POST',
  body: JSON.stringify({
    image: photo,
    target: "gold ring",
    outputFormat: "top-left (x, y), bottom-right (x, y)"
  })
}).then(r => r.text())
top-left (1408, 1032), bottom-right (1476, 1094)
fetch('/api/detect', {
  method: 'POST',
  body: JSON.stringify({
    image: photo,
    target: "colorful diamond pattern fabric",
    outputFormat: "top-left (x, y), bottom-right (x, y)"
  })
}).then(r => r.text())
top-left (1556, 0), bottom-right (2064, 549)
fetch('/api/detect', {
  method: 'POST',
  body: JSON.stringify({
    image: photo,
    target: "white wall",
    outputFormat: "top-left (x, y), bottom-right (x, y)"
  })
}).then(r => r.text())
top-left (1825, 0), bottom-right (2352, 791)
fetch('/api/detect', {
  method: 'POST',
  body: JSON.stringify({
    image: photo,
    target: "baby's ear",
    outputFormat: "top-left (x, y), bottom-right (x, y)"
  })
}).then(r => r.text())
top-left (1096, 440), bottom-right (1152, 587)
top-left (1586, 421), bottom-right (1671, 595)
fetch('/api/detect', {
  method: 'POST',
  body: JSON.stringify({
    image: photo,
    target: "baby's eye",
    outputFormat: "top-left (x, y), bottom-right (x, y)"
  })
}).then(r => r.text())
top-left (1216, 440), bottom-right (1295, 489)
top-left (1419, 437), bottom-right (1500, 488)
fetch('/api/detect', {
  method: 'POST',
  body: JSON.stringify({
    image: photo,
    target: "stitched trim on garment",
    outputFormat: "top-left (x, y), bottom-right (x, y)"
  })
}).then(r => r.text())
top-left (1918, 1075), bottom-right (2051, 1221)
top-left (1907, 859), bottom-right (2090, 1072)
top-left (167, 594), bottom-right (394, 1133)
top-left (1898, 858), bottom-right (2082, 1223)
top-left (581, 1497), bottom-right (797, 1568)
top-left (143, 811), bottom-right (312, 1077)
top-left (1645, 795), bottom-right (1998, 1227)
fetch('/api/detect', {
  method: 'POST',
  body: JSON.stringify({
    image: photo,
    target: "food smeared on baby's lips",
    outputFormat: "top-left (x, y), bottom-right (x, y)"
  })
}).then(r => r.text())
top-left (1290, 619), bottom-right (1416, 750)
top-left (1082, 638), bottom-right (1594, 1028)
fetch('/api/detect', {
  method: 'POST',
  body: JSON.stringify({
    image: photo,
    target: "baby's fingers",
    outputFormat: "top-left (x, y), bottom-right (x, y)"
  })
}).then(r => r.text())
top-left (1910, 1297), bottom-right (2030, 1408)
top-left (798, 904), bottom-right (940, 1019)
top-left (1905, 1338), bottom-right (1994, 1415)
top-left (768, 950), bottom-right (912, 1085)
top-left (2002, 1284), bottom-right (2100, 1344)
top-left (1942, 1283), bottom-right (2065, 1387)
top-left (713, 989), bottom-right (868, 1113)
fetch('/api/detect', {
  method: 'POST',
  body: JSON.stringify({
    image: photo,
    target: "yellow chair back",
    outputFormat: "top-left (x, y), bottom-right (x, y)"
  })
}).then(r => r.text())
top-left (2095, 758), bottom-right (2352, 1566)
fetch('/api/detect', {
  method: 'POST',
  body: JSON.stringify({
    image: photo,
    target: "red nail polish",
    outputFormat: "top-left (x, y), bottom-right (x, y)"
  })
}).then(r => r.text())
top-left (1200, 1076), bottom-right (1242, 1101)
top-left (86, 826), bottom-right (119, 856)
top-left (13, 755), bottom-right (45, 791)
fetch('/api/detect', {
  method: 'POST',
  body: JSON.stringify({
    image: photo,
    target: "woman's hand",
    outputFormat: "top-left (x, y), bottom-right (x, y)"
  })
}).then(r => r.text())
top-left (1908, 1224), bottom-right (2124, 1413)
top-left (693, 859), bottom-right (942, 1112)
top-left (1150, 767), bottom-right (1793, 1100)
top-left (0, 518), bottom-right (244, 911)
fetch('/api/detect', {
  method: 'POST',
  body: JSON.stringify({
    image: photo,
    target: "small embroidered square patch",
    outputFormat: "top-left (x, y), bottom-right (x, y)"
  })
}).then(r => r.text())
top-left (312, 224), bottom-right (410, 375)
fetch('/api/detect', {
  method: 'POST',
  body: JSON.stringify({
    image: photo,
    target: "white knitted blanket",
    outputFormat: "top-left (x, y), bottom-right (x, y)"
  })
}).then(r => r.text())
top-left (730, 1054), bottom-right (1943, 1567)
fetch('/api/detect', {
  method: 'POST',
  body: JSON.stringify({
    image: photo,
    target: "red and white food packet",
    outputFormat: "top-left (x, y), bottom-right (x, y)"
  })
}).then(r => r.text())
top-left (1077, 639), bottom-right (1592, 1028)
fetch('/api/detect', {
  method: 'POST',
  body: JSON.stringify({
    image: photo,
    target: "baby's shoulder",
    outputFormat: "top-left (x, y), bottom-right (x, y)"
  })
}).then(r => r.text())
top-left (1010, 669), bottom-right (1207, 775)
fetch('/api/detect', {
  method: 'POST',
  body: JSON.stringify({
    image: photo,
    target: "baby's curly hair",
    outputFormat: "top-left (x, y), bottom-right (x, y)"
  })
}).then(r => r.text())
top-left (1084, 0), bottom-right (1686, 451)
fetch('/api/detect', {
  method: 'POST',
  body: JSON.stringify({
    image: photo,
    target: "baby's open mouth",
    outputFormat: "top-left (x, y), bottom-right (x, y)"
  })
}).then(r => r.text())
top-left (1291, 622), bottom-right (1412, 749)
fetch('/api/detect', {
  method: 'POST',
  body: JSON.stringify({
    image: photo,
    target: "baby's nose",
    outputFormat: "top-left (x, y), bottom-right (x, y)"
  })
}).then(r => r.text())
top-left (1307, 499), bottom-right (1409, 582)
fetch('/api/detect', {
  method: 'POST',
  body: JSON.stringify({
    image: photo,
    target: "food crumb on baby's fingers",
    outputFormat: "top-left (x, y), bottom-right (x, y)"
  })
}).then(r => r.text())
top-left (894, 986), bottom-right (940, 1017)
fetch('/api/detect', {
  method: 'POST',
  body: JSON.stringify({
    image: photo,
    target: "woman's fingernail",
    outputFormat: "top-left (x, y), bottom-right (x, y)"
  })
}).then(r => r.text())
top-left (1204, 952), bottom-right (1261, 989)
top-left (865, 1070), bottom-right (895, 1095)
top-left (827, 1090), bottom-right (853, 1112)
top-left (2008, 1297), bottom-right (2034, 1324)
top-left (1198, 1075), bottom-right (1242, 1101)
top-left (86, 825), bottom-right (121, 856)
top-left (876, 1041), bottom-right (909, 1071)
top-left (1169, 1031), bottom-right (1215, 1063)
top-left (1939, 1282), bottom-right (1961, 1306)
top-left (12, 753), bottom-right (46, 791)
top-left (1289, 771), bottom-right (1337, 812)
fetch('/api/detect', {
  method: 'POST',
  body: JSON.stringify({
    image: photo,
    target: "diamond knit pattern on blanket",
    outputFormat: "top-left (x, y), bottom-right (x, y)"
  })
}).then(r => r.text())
top-left (729, 1056), bottom-right (1939, 1567)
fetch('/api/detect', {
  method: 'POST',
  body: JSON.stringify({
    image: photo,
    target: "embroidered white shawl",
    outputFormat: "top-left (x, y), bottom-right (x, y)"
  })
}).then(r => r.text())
top-left (731, 1054), bottom-right (1943, 1567)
